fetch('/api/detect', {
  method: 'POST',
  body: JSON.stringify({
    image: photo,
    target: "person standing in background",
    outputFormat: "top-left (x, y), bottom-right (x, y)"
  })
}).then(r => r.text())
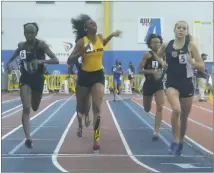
top-left (128, 62), bottom-right (135, 90)
top-left (112, 59), bottom-right (123, 101)
top-left (196, 53), bottom-right (209, 102)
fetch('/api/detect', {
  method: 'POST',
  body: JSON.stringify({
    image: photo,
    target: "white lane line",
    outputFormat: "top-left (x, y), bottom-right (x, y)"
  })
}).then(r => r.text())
top-left (52, 112), bottom-right (77, 172)
top-left (132, 99), bottom-right (213, 155)
top-left (106, 100), bottom-right (159, 172)
top-left (9, 97), bottom-right (73, 154)
top-left (2, 94), bottom-right (54, 118)
top-left (2, 99), bottom-right (64, 140)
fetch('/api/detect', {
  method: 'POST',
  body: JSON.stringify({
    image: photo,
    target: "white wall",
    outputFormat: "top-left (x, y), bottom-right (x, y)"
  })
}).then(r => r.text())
top-left (2, 1), bottom-right (213, 61)
top-left (111, 2), bottom-right (213, 57)
top-left (2, 1), bottom-right (104, 50)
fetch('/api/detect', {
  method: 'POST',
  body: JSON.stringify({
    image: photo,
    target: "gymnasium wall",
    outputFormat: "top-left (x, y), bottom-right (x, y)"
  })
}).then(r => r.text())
top-left (111, 1), bottom-right (213, 51)
top-left (2, 1), bottom-right (104, 50)
top-left (2, 1), bottom-right (213, 75)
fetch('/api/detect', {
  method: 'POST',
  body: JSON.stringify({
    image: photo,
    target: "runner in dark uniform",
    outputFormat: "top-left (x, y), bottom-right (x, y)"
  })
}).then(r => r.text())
top-left (75, 53), bottom-right (91, 128)
top-left (155, 21), bottom-right (205, 156)
top-left (139, 33), bottom-right (164, 141)
top-left (6, 23), bottom-right (59, 148)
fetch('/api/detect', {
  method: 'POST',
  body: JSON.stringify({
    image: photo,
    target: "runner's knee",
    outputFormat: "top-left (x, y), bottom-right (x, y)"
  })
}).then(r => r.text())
top-left (172, 107), bottom-right (181, 116)
top-left (156, 104), bottom-right (163, 112)
top-left (92, 102), bottom-right (101, 114)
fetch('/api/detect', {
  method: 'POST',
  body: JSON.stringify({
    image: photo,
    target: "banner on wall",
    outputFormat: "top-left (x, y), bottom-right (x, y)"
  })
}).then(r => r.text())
top-left (137, 17), bottom-right (164, 45)
top-left (44, 38), bottom-right (75, 64)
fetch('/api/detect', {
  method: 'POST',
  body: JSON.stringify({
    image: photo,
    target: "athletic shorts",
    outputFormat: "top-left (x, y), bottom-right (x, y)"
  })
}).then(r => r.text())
top-left (165, 78), bottom-right (194, 98)
top-left (19, 73), bottom-right (45, 93)
top-left (113, 78), bottom-right (122, 86)
top-left (77, 69), bottom-right (105, 88)
top-left (142, 79), bottom-right (163, 96)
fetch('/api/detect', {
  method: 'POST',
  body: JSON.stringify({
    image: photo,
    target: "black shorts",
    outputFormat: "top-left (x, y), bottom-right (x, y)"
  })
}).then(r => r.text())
top-left (77, 69), bottom-right (105, 88)
top-left (19, 73), bottom-right (45, 93)
top-left (166, 78), bottom-right (194, 98)
top-left (143, 79), bottom-right (163, 96)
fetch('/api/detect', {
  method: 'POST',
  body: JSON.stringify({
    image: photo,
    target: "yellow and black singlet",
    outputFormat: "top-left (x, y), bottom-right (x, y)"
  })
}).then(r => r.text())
top-left (81, 35), bottom-right (104, 72)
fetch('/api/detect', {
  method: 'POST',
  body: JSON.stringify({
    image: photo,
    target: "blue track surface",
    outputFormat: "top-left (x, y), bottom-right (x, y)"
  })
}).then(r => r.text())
top-left (108, 99), bottom-right (213, 172)
top-left (2, 99), bottom-right (76, 172)
top-left (2, 99), bottom-right (21, 113)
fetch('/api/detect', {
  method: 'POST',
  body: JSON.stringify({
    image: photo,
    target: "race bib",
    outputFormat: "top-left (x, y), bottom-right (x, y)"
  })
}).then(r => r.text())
top-left (85, 43), bottom-right (94, 53)
top-left (179, 54), bottom-right (187, 64)
top-left (152, 61), bottom-right (159, 68)
top-left (20, 50), bottom-right (27, 60)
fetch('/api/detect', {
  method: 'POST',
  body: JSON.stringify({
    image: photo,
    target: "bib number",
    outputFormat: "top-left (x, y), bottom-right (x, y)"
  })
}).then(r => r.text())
top-left (152, 61), bottom-right (159, 69)
top-left (85, 43), bottom-right (94, 53)
top-left (20, 50), bottom-right (26, 60)
top-left (179, 54), bottom-right (187, 64)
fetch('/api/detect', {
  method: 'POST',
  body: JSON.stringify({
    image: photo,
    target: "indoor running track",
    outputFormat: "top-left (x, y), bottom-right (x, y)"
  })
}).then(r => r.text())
top-left (1, 92), bottom-right (213, 173)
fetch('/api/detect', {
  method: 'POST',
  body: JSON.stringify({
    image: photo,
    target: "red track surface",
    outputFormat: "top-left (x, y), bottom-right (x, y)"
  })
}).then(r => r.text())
top-left (58, 101), bottom-right (152, 173)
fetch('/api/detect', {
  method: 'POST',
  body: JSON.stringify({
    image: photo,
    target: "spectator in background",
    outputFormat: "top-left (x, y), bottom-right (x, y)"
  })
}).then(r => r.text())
top-left (127, 62), bottom-right (135, 90)
top-left (196, 53), bottom-right (209, 101)
top-left (112, 59), bottom-right (123, 101)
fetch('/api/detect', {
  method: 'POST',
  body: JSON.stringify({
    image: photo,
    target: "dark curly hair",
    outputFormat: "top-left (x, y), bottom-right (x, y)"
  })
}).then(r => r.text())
top-left (146, 33), bottom-right (163, 49)
top-left (23, 22), bottom-right (39, 33)
top-left (71, 14), bottom-right (91, 41)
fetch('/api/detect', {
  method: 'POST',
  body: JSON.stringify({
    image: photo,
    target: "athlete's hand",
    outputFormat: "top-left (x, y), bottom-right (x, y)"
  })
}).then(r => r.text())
top-left (112, 30), bottom-right (122, 37)
top-left (161, 61), bottom-right (168, 69)
top-left (187, 53), bottom-right (195, 66)
top-left (37, 60), bottom-right (44, 64)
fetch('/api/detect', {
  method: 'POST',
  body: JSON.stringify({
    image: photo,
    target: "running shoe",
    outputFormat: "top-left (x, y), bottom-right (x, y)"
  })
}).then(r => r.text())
top-left (152, 134), bottom-right (159, 141)
top-left (25, 138), bottom-right (33, 149)
top-left (93, 141), bottom-right (100, 153)
top-left (77, 126), bottom-right (83, 137)
top-left (168, 142), bottom-right (178, 154)
top-left (175, 143), bottom-right (183, 156)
